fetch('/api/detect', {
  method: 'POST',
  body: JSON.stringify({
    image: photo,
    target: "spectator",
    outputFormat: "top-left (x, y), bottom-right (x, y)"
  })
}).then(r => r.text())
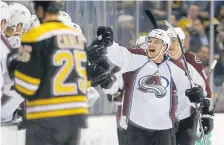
top-left (197, 46), bottom-right (210, 67)
top-left (170, 15), bottom-right (177, 27)
top-left (117, 14), bottom-right (136, 48)
top-left (189, 19), bottom-right (209, 53)
top-left (177, 4), bottom-right (199, 33)
top-left (214, 50), bottom-right (224, 86)
top-left (217, 6), bottom-right (224, 27)
top-left (216, 24), bottom-right (224, 51)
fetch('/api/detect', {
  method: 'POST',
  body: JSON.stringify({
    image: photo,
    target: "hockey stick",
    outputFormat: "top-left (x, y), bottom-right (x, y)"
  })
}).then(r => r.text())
top-left (145, 10), bottom-right (158, 29)
top-left (196, 59), bottom-right (217, 141)
top-left (164, 20), bottom-right (207, 145)
top-left (212, 82), bottom-right (224, 112)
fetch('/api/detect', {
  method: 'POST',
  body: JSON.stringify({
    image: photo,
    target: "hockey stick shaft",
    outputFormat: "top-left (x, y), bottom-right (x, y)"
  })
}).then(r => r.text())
top-left (212, 82), bottom-right (224, 112)
top-left (145, 10), bottom-right (158, 29)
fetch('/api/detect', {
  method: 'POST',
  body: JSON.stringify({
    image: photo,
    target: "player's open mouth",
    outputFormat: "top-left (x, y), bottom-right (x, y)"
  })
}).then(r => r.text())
top-left (149, 49), bottom-right (155, 52)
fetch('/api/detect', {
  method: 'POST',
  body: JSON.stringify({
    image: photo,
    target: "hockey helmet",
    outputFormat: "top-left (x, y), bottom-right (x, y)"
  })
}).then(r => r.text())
top-left (0, 2), bottom-right (11, 31)
top-left (8, 3), bottom-right (32, 34)
top-left (147, 29), bottom-right (171, 53)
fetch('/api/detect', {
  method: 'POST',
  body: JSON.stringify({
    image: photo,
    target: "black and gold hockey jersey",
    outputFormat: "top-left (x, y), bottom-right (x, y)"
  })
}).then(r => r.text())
top-left (14, 21), bottom-right (88, 120)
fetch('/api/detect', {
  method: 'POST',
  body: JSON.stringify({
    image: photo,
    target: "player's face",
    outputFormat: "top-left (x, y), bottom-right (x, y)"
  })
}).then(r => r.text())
top-left (168, 38), bottom-right (179, 56)
top-left (146, 37), bottom-right (164, 59)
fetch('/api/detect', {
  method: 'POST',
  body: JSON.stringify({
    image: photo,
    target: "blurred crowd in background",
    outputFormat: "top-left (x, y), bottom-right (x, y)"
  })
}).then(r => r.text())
top-left (114, 1), bottom-right (224, 87)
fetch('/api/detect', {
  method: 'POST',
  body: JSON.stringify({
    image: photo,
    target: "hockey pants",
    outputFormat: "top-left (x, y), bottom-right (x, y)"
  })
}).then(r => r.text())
top-left (117, 126), bottom-right (127, 145)
top-left (125, 123), bottom-right (175, 145)
top-left (176, 112), bottom-right (196, 145)
top-left (25, 116), bottom-right (85, 145)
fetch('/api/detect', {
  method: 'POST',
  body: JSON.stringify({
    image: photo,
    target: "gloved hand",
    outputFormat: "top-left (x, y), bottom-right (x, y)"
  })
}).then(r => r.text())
top-left (97, 26), bottom-right (113, 47)
top-left (86, 39), bottom-right (108, 64)
top-left (87, 87), bottom-right (100, 107)
top-left (8, 36), bottom-right (21, 48)
top-left (201, 113), bottom-right (214, 135)
top-left (87, 60), bottom-right (110, 81)
top-left (185, 86), bottom-right (204, 103)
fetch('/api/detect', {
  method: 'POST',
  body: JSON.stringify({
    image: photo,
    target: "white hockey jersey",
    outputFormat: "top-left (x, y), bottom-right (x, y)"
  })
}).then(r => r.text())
top-left (0, 34), bottom-right (24, 122)
top-left (105, 42), bottom-right (206, 130)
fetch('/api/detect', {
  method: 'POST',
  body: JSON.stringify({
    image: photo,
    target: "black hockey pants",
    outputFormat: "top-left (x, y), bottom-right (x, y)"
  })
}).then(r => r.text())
top-left (176, 112), bottom-right (196, 145)
top-left (125, 123), bottom-right (175, 145)
top-left (25, 116), bottom-right (86, 145)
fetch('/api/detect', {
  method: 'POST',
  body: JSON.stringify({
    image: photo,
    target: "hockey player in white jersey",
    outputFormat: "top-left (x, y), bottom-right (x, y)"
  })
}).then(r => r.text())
top-left (1, 1), bottom-right (11, 103)
top-left (166, 27), bottom-right (213, 145)
top-left (90, 27), bottom-right (207, 145)
top-left (102, 36), bottom-right (147, 145)
top-left (1, 3), bottom-right (32, 123)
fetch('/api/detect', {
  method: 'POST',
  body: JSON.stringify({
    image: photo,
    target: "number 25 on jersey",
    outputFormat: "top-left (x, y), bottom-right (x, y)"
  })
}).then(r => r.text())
top-left (53, 49), bottom-right (87, 96)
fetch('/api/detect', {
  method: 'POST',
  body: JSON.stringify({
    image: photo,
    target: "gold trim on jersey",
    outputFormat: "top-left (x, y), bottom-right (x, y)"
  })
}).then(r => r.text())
top-left (26, 108), bottom-right (88, 120)
top-left (21, 22), bottom-right (83, 43)
top-left (14, 70), bottom-right (40, 85)
top-left (15, 84), bottom-right (36, 96)
top-left (26, 95), bottom-right (88, 120)
top-left (27, 95), bottom-right (87, 106)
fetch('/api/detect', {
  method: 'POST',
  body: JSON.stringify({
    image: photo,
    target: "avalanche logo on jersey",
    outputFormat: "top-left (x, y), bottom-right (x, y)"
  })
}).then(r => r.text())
top-left (137, 70), bottom-right (169, 98)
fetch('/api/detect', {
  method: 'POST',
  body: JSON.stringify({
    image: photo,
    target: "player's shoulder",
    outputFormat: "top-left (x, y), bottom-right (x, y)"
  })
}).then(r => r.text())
top-left (185, 51), bottom-right (202, 64)
top-left (21, 21), bottom-right (82, 43)
top-left (168, 58), bottom-right (185, 72)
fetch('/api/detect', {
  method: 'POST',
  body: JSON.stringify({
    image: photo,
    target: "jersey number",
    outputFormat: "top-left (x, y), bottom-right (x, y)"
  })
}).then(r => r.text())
top-left (53, 50), bottom-right (87, 96)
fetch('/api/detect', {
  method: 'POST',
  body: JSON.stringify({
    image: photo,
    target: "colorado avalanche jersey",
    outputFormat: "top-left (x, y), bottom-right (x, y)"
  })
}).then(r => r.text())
top-left (105, 42), bottom-right (199, 130)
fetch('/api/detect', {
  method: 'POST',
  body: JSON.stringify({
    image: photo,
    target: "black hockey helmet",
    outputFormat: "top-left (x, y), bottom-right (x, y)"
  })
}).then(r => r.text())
top-left (33, 1), bottom-right (64, 13)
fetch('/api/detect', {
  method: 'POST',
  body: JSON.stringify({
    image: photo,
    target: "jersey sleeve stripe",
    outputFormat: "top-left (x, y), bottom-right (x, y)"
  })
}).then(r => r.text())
top-left (14, 70), bottom-right (40, 85)
top-left (26, 108), bottom-right (88, 120)
top-left (15, 78), bottom-right (39, 91)
top-left (15, 84), bottom-right (36, 96)
top-left (26, 95), bottom-right (87, 107)
top-left (27, 102), bottom-right (88, 113)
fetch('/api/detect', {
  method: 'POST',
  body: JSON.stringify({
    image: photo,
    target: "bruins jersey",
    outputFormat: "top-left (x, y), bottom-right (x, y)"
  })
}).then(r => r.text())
top-left (14, 21), bottom-right (88, 120)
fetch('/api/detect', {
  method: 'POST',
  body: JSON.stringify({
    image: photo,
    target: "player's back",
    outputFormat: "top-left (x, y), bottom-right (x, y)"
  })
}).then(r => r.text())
top-left (14, 21), bottom-right (88, 123)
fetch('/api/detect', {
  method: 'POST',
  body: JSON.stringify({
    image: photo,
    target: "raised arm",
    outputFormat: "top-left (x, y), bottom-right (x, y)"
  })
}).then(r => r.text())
top-left (106, 42), bottom-right (148, 73)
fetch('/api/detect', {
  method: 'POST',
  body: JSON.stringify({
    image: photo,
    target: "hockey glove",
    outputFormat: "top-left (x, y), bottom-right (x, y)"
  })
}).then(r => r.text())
top-left (97, 26), bottom-right (113, 47)
top-left (87, 60), bottom-right (110, 81)
top-left (201, 112), bottom-right (214, 135)
top-left (86, 39), bottom-right (108, 64)
top-left (185, 86), bottom-right (204, 103)
top-left (87, 87), bottom-right (100, 107)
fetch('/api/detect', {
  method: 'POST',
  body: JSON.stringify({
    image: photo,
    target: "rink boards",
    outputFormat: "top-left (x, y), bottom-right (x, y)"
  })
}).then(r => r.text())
top-left (1, 114), bottom-right (224, 145)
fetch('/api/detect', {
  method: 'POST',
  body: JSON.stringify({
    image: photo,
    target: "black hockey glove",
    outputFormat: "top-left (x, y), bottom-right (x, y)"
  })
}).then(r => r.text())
top-left (87, 60), bottom-right (110, 81)
top-left (86, 39), bottom-right (108, 64)
top-left (200, 98), bottom-right (214, 135)
top-left (97, 26), bottom-right (113, 47)
top-left (91, 74), bottom-right (116, 89)
top-left (185, 86), bottom-right (204, 103)
top-left (7, 48), bottom-right (19, 79)
top-left (107, 88), bottom-right (124, 103)
top-left (201, 112), bottom-right (214, 135)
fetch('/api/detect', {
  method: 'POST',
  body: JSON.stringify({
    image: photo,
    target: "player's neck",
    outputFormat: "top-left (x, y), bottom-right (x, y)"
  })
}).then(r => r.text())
top-left (42, 14), bottom-right (59, 23)
top-left (172, 50), bottom-right (182, 60)
top-left (153, 55), bottom-right (164, 63)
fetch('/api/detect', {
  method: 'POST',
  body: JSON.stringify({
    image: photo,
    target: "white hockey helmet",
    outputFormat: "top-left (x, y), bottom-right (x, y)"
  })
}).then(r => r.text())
top-left (30, 14), bottom-right (40, 29)
top-left (8, 3), bottom-right (32, 34)
top-left (1, 2), bottom-right (11, 31)
top-left (136, 36), bottom-right (147, 49)
top-left (147, 29), bottom-right (171, 53)
top-left (71, 22), bottom-right (82, 32)
top-left (59, 10), bottom-right (72, 24)
top-left (167, 27), bottom-right (185, 43)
